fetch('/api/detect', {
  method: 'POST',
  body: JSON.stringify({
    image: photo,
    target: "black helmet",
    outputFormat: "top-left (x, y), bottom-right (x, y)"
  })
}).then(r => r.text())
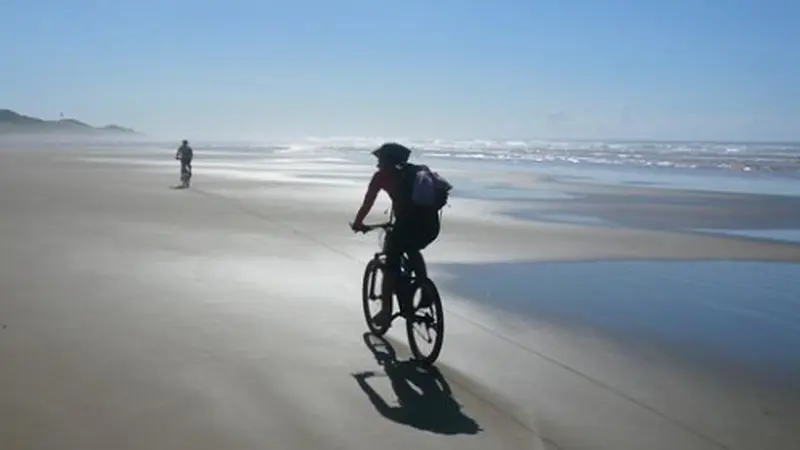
top-left (182, 139), bottom-right (189, 145)
top-left (372, 142), bottom-right (411, 167)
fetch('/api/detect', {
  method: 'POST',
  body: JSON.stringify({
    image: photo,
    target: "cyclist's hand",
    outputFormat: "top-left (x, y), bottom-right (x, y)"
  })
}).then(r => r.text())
top-left (350, 222), bottom-right (367, 233)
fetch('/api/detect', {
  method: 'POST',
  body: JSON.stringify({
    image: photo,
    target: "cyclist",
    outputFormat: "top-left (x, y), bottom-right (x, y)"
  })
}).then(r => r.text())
top-left (175, 139), bottom-right (193, 187)
top-left (350, 142), bottom-right (441, 326)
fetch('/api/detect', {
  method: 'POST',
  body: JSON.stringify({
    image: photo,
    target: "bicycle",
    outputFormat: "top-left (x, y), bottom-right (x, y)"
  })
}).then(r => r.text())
top-left (352, 219), bottom-right (445, 364)
top-left (176, 157), bottom-right (192, 188)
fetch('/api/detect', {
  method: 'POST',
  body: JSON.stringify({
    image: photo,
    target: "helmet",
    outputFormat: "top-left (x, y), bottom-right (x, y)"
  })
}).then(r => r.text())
top-left (182, 139), bottom-right (189, 145)
top-left (372, 142), bottom-right (411, 167)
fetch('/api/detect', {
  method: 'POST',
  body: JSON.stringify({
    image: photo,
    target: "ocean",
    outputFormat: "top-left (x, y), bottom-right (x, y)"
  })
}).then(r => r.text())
top-left (178, 137), bottom-right (800, 196)
top-left (64, 136), bottom-right (800, 246)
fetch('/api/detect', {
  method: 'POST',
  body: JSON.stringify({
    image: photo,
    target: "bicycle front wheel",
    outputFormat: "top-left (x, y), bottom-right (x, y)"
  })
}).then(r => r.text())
top-left (406, 277), bottom-right (444, 364)
top-left (362, 258), bottom-right (392, 336)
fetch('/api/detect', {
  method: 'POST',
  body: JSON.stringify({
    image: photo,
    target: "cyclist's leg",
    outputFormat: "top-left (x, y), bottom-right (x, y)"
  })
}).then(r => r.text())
top-left (380, 229), bottom-right (402, 321)
top-left (410, 212), bottom-right (441, 307)
top-left (385, 221), bottom-right (419, 312)
top-left (419, 211), bottom-right (441, 250)
top-left (408, 211), bottom-right (440, 279)
top-left (406, 248), bottom-right (426, 279)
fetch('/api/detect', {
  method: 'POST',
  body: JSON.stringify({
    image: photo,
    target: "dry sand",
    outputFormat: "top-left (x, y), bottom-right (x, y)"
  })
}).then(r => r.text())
top-left (1, 146), bottom-right (799, 450)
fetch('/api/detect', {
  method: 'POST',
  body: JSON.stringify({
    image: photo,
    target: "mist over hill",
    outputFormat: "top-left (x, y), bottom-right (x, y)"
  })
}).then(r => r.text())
top-left (0, 109), bottom-right (141, 137)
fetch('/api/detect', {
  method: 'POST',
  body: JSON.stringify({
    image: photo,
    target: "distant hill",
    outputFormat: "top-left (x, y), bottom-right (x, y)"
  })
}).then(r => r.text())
top-left (0, 109), bottom-right (140, 136)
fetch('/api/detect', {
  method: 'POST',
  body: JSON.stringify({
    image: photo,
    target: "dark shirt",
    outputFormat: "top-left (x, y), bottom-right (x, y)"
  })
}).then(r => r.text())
top-left (176, 144), bottom-right (193, 161)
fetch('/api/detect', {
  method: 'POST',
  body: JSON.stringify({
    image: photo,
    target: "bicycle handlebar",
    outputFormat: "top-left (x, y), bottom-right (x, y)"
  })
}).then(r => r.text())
top-left (350, 222), bottom-right (393, 234)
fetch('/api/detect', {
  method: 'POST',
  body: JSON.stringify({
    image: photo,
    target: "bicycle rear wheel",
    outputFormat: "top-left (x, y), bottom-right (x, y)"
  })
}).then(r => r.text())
top-left (406, 277), bottom-right (444, 364)
top-left (362, 258), bottom-right (392, 336)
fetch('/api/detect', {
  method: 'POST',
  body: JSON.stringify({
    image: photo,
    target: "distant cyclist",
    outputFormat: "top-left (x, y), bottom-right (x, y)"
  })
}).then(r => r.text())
top-left (351, 142), bottom-right (449, 326)
top-left (175, 139), bottom-right (193, 187)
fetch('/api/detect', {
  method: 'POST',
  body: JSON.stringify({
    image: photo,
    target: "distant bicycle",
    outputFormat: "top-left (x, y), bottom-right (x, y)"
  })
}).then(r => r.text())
top-left (175, 140), bottom-right (193, 189)
top-left (180, 164), bottom-right (191, 188)
top-left (176, 156), bottom-right (191, 188)
top-left (353, 218), bottom-right (445, 364)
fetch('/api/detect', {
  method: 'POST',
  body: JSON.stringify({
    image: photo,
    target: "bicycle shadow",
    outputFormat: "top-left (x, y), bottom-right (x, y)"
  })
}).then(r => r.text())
top-left (352, 332), bottom-right (482, 435)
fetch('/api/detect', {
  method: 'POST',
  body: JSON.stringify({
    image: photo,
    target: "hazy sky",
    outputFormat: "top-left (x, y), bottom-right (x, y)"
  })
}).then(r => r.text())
top-left (2, 1), bottom-right (798, 141)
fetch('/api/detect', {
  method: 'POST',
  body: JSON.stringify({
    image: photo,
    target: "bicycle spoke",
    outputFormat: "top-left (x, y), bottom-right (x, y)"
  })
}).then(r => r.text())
top-left (412, 322), bottom-right (435, 344)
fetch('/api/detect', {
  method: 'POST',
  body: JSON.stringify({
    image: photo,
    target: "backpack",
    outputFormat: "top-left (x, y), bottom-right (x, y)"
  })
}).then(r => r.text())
top-left (179, 145), bottom-right (193, 160)
top-left (401, 163), bottom-right (452, 211)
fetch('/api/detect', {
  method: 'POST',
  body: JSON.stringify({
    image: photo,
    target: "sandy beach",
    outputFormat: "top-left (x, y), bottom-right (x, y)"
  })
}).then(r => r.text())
top-left (1, 145), bottom-right (799, 450)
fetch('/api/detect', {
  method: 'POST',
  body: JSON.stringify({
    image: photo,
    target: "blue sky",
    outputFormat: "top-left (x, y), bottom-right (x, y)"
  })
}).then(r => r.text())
top-left (2, 0), bottom-right (798, 141)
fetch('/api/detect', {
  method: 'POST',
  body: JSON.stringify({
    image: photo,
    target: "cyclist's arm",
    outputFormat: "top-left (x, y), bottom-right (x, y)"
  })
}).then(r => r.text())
top-left (353, 172), bottom-right (383, 226)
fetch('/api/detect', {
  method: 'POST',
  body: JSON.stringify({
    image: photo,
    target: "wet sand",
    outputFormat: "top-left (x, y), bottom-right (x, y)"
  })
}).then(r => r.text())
top-left (1, 146), bottom-right (799, 450)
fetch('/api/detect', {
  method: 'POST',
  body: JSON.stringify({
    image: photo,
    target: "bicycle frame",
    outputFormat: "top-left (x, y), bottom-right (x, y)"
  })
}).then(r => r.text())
top-left (371, 212), bottom-right (424, 283)
top-left (369, 233), bottom-right (422, 319)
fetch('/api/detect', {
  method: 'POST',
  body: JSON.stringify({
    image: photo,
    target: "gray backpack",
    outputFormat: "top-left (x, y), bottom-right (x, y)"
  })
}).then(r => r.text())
top-left (402, 163), bottom-right (452, 211)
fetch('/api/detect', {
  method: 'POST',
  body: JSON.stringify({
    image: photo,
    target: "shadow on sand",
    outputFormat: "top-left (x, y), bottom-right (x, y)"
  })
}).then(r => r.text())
top-left (353, 332), bottom-right (482, 435)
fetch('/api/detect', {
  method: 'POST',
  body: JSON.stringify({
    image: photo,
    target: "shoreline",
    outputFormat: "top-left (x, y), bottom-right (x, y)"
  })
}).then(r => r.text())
top-left (433, 259), bottom-right (800, 384)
